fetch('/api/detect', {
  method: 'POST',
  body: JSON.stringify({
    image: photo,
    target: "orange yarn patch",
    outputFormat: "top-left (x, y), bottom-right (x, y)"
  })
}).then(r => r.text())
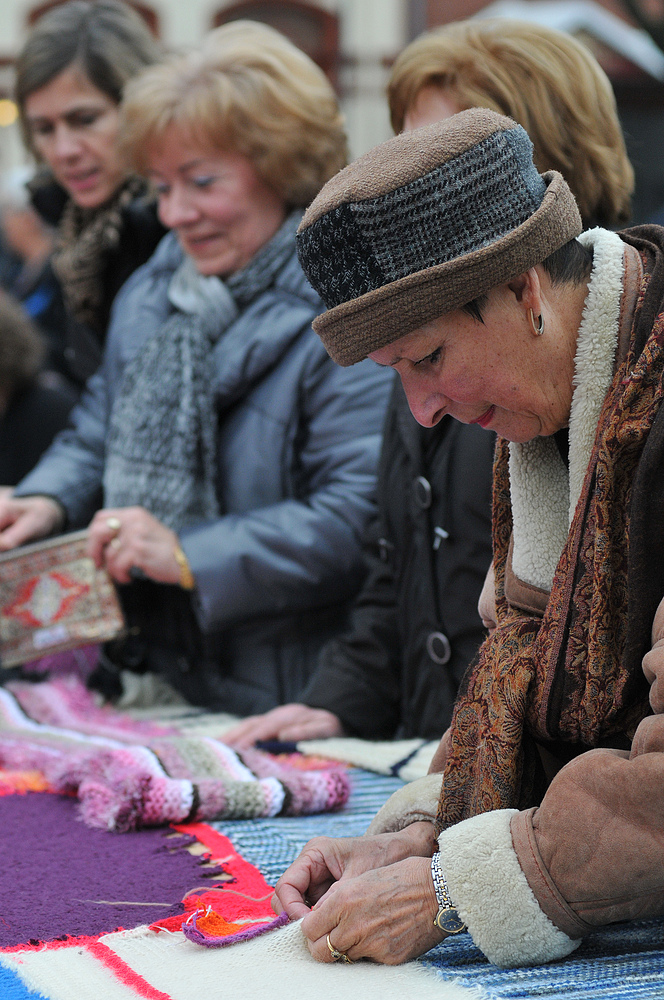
top-left (0, 769), bottom-right (51, 795)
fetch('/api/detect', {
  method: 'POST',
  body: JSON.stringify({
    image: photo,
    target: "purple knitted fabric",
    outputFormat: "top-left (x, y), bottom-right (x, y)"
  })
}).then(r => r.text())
top-left (0, 792), bottom-right (222, 949)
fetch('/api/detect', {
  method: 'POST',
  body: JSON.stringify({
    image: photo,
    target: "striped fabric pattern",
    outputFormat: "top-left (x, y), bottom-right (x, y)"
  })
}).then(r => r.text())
top-left (0, 679), bottom-right (349, 831)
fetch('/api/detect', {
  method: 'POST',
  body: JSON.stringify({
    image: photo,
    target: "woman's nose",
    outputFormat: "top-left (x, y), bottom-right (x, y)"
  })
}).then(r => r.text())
top-left (50, 123), bottom-right (82, 161)
top-left (399, 373), bottom-right (447, 428)
top-left (157, 187), bottom-right (199, 229)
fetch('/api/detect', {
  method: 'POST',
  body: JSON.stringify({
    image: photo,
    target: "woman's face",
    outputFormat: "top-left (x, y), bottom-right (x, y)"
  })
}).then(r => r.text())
top-left (368, 275), bottom-right (577, 443)
top-left (147, 126), bottom-right (287, 277)
top-left (24, 65), bottom-right (125, 210)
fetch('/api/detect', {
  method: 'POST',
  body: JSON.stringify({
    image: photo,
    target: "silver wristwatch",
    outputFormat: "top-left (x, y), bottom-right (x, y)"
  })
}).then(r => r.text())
top-left (431, 852), bottom-right (467, 935)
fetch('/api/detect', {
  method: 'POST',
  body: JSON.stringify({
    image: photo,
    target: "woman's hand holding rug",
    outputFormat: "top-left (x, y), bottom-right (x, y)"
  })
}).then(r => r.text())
top-left (87, 505), bottom-right (182, 586)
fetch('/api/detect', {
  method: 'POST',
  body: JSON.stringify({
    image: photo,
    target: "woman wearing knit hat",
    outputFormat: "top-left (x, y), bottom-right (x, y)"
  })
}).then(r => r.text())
top-left (225, 17), bottom-right (632, 752)
top-left (272, 108), bottom-right (664, 968)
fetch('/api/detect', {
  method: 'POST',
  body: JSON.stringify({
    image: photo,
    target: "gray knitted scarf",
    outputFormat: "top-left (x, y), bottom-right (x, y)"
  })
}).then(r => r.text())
top-left (102, 211), bottom-right (300, 532)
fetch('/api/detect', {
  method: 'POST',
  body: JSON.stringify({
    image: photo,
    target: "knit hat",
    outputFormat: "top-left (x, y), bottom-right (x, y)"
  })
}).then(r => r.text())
top-left (296, 108), bottom-right (583, 366)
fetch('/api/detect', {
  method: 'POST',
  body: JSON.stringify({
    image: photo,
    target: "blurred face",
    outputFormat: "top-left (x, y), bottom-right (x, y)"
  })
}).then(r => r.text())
top-left (368, 276), bottom-right (576, 443)
top-left (147, 125), bottom-right (287, 277)
top-left (24, 65), bottom-right (125, 210)
top-left (403, 85), bottom-right (461, 131)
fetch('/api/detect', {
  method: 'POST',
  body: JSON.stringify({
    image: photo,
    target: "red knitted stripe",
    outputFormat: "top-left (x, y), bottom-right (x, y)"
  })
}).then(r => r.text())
top-left (88, 939), bottom-right (174, 1000)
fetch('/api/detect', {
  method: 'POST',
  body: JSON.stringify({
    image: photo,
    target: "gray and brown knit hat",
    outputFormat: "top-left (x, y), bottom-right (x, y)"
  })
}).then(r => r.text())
top-left (296, 108), bottom-right (583, 366)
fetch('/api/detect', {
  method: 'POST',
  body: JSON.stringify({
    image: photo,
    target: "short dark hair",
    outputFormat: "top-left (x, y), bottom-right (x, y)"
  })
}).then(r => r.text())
top-left (15, 0), bottom-right (160, 151)
top-left (462, 238), bottom-right (593, 323)
top-left (540, 237), bottom-right (593, 287)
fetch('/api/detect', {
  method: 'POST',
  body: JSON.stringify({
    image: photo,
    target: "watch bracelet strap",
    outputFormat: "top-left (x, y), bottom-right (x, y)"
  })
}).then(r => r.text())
top-left (431, 851), bottom-right (467, 934)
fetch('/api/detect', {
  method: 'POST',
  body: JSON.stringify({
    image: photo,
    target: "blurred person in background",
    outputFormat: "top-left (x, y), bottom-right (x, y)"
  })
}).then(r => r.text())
top-left (15, 0), bottom-right (166, 389)
top-left (0, 165), bottom-right (68, 380)
top-left (0, 291), bottom-right (74, 487)
top-left (226, 17), bottom-right (635, 748)
top-left (0, 22), bottom-right (390, 715)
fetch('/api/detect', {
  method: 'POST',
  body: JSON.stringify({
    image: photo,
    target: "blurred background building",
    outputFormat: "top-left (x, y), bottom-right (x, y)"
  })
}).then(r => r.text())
top-left (2, 0), bottom-right (664, 221)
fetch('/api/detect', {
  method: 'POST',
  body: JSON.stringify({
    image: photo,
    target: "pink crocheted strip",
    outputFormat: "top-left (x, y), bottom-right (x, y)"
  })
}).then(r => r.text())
top-left (0, 686), bottom-right (351, 831)
top-left (6, 677), bottom-right (177, 741)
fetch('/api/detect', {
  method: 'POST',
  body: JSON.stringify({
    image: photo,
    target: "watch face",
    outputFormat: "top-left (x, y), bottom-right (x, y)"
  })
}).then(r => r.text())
top-left (435, 907), bottom-right (467, 935)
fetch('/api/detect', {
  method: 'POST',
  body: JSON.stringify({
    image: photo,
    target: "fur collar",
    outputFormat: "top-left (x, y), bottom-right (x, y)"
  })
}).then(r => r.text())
top-left (509, 228), bottom-right (626, 591)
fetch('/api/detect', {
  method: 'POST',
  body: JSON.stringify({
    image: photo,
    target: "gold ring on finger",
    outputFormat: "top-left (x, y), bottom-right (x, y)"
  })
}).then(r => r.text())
top-left (326, 933), bottom-right (353, 964)
top-left (106, 516), bottom-right (122, 535)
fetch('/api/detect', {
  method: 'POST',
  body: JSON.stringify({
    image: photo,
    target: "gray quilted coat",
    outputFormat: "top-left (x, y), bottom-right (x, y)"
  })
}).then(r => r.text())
top-left (16, 232), bottom-right (392, 712)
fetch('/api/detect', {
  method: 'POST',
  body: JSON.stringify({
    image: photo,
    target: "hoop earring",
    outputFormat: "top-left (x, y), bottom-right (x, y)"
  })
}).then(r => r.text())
top-left (528, 308), bottom-right (544, 336)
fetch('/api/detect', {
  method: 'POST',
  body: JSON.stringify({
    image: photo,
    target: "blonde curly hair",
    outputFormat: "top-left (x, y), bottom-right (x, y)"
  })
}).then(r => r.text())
top-left (120, 20), bottom-right (347, 209)
top-left (388, 18), bottom-right (633, 227)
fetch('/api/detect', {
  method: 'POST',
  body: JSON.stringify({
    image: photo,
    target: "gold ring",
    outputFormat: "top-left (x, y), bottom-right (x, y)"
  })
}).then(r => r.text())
top-left (106, 516), bottom-right (122, 535)
top-left (326, 933), bottom-right (352, 964)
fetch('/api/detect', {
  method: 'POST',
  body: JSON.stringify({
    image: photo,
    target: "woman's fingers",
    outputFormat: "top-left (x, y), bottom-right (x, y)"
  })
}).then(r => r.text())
top-left (301, 857), bottom-right (443, 965)
top-left (0, 496), bottom-right (63, 551)
top-left (223, 704), bottom-right (309, 747)
top-left (224, 705), bottom-right (344, 748)
top-left (279, 709), bottom-right (343, 741)
top-left (272, 839), bottom-right (349, 918)
top-left (87, 507), bottom-right (181, 585)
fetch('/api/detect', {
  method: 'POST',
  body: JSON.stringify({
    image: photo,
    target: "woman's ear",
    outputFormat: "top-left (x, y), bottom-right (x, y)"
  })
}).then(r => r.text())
top-left (507, 267), bottom-right (542, 315)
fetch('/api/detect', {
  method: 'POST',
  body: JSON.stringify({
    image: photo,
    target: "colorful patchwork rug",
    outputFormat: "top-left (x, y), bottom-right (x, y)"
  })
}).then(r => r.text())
top-left (0, 678), bottom-right (349, 830)
top-left (0, 682), bottom-right (663, 998)
top-left (1, 766), bottom-right (663, 999)
top-left (0, 761), bottom-right (479, 999)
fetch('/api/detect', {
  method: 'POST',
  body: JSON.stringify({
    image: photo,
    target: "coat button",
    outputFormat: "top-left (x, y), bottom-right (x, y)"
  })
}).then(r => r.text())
top-left (427, 631), bottom-right (451, 665)
top-left (413, 475), bottom-right (432, 509)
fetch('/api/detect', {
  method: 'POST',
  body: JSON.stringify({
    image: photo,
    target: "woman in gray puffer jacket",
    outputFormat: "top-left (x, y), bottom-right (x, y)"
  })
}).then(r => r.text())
top-left (0, 23), bottom-right (391, 714)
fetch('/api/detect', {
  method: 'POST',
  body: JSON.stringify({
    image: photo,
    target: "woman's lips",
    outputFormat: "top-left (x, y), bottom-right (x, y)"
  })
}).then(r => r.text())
top-left (474, 405), bottom-right (495, 428)
top-left (63, 168), bottom-right (100, 192)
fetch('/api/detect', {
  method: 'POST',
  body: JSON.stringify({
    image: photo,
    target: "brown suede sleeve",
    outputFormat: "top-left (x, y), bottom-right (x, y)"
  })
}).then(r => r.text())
top-left (511, 724), bottom-right (664, 934)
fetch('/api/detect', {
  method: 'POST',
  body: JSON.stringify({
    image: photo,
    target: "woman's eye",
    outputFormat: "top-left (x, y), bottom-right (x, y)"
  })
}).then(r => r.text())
top-left (67, 111), bottom-right (102, 129)
top-left (415, 347), bottom-right (442, 367)
top-left (192, 176), bottom-right (215, 189)
top-left (30, 122), bottom-right (53, 138)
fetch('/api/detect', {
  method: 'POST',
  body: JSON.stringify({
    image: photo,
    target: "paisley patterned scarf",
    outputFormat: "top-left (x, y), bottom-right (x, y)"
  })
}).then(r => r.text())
top-left (436, 227), bottom-right (664, 833)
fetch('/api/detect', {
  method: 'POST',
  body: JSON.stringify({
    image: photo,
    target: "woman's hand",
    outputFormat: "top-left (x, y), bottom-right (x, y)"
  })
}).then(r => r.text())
top-left (87, 507), bottom-right (183, 586)
top-left (223, 703), bottom-right (344, 748)
top-left (272, 822), bottom-right (437, 920)
top-left (301, 856), bottom-right (444, 965)
top-left (0, 495), bottom-right (64, 550)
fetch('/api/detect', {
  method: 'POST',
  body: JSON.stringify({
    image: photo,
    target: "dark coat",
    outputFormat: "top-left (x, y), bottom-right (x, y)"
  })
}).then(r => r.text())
top-left (0, 378), bottom-right (75, 486)
top-left (31, 178), bottom-right (166, 387)
top-left (302, 378), bottom-right (494, 740)
top-left (15, 232), bottom-right (392, 714)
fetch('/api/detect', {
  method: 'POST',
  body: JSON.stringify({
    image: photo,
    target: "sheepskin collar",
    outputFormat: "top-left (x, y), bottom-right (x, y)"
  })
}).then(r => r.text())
top-left (509, 228), bottom-right (626, 592)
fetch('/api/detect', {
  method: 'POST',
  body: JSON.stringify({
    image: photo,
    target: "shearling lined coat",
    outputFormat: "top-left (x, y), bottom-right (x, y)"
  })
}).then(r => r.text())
top-left (368, 225), bottom-right (664, 967)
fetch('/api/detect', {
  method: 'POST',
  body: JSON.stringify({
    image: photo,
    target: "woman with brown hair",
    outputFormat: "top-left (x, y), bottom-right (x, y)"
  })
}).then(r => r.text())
top-left (388, 17), bottom-right (633, 229)
top-left (15, 0), bottom-right (165, 387)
